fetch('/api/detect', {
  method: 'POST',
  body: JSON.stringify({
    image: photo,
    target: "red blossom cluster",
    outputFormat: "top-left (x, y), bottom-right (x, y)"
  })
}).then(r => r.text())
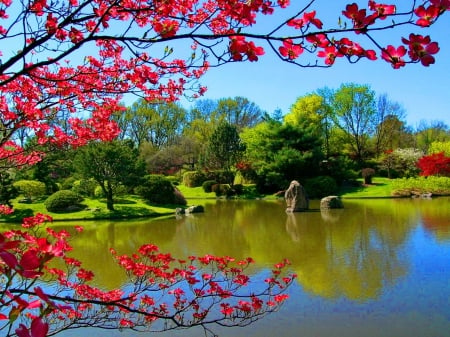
top-left (0, 210), bottom-right (295, 336)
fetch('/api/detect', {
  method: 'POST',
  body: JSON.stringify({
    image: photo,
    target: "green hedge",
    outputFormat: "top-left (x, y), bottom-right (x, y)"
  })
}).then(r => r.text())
top-left (137, 175), bottom-right (187, 205)
top-left (44, 190), bottom-right (84, 212)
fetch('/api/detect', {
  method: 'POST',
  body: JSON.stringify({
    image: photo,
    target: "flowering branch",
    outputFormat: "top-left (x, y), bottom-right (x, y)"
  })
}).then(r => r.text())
top-left (0, 212), bottom-right (295, 337)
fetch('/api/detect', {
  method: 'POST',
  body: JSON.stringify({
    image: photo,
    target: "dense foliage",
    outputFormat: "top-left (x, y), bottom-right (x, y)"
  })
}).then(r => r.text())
top-left (136, 175), bottom-right (187, 205)
top-left (44, 190), bottom-right (84, 212)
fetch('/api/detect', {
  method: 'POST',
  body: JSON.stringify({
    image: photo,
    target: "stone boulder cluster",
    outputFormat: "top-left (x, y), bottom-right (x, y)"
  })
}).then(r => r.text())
top-left (284, 180), bottom-right (343, 212)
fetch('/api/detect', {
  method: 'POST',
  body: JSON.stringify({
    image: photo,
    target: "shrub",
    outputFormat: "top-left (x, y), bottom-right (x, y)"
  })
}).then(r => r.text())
top-left (304, 176), bottom-right (338, 199)
top-left (392, 176), bottom-right (450, 196)
top-left (212, 184), bottom-right (232, 197)
top-left (44, 190), bottom-right (84, 212)
top-left (72, 179), bottom-right (97, 197)
top-left (417, 152), bottom-right (450, 177)
top-left (182, 171), bottom-right (206, 187)
top-left (378, 148), bottom-right (423, 178)
top-left (202, 180), bottom-right (217, 193)
top-left (61, 176), bottom-right (77, 190)
top-left (137, 175), bottom-right (187, 205)
top-left (233, 184), bottom-right (244, 195)
top-left (212, 170), bottom-right (235, 184)
top-left (361, 168), bottom-right (376, 184)
top-left (13, 180), bottom-right (46, 201)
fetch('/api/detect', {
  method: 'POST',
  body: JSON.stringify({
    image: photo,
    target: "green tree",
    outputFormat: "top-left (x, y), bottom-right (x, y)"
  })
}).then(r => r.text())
top-left (75, 140), bottom-right (146, 211)
top-left (414, 121), bottom-right (450, 153)
top-left (429, 141), bottom-right (450, 156)
top-left (332, 83), bottom-right (377, 163)
top-left (117, 100), bottom-right (187, 148)
top-left (13, 180), bottom-right (46, 202)
top-left (373, 94), bottom-right (408, 156)
top-left (205, 122), bottom-right (245, 171)
top-left (242, 118), bottom-right (323, 193)
top-left (216, 97), bottom-right (265, 131)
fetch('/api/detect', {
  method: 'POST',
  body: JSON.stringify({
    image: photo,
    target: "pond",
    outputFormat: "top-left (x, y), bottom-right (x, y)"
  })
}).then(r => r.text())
top-left (57, 197), bottom-right (450, 337)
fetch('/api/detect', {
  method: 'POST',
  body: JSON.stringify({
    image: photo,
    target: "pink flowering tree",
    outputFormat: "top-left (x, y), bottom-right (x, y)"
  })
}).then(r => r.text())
top-left (0, 0), bottom-right (449, 336)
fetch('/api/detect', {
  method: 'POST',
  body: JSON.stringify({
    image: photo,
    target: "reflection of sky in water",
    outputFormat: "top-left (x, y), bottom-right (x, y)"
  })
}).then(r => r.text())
top-left (55, 198), bottom-right (450, 337)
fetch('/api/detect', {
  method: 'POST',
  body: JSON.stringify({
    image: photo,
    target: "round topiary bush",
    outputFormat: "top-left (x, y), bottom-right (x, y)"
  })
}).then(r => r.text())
top-left (304, 176), bottom-right (338, 199)
top-left (44, 190), bottom-right (84, 212)
top-left (137, 175), bottom-right (186, 205)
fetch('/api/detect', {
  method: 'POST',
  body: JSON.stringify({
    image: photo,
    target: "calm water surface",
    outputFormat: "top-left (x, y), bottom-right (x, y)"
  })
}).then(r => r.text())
top-left (58, 198), bottom-right (450, 337)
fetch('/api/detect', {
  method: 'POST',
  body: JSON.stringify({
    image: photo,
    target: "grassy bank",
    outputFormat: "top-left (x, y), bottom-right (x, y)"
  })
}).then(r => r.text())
top-left (1, 195), bottom-right (176, 223)
top-left (337, 177), bottom-right (394, 198)
top-left (3, 177), bottom-right (449, 223)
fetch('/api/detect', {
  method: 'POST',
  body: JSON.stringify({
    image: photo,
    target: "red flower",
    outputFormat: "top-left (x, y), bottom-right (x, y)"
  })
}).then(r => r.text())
top-left (342, 3), bottom-right (376, 30)
top-left (401, 34), bottom-right (440, 66)
top-left (381, 45), bottom-right (407, 69)
top-left (369, 1), bottom-right (396, 19)
top-left (317, 45), bottom-right (342, 65)
top-left (306, 33), bottom-right (329, 48)
top-left (279, 39), bottom-right (303, 60)
top-left (414, 5), bottom-right (440, 26)
top-left (303, 11), bottom-right (323, 29)
top-left (16, 317), bottom-right (48, 337)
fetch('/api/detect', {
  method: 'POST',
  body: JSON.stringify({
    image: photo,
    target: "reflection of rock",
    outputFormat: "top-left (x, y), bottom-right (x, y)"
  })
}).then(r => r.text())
top-left (285, 180), bottom-right (309, 212)
top-left (320, 209), bottom-right (342, 223)
top-left (285, 213), bottom-right (300, 242)
top-left (320, 196), bottom-right (343, 209)
top-left (176, 205), bottom-right (205, 215)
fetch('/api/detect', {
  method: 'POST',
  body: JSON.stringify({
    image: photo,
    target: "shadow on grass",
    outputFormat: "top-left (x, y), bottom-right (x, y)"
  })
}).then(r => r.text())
top-left (92, 206), bottom-right (161, 219)
top-left (0, 208), bottom-right (34, 223)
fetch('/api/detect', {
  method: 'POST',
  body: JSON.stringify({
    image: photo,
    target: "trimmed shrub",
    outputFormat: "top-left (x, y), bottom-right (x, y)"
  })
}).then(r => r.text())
top-left (361, 168), bottom-right (376, 184)
top-left (13, 180), bottom-right (46, 201)
top-left (44, 190), bottom-right (84, 212)
top-left (304, 176), bottom-right (338, 199)
top-left (137, 175), bottom-right (187, 205)
top-left (182, 171), bottom-right (206, 187)
top-left (202, 180), bottom-right (217, 193)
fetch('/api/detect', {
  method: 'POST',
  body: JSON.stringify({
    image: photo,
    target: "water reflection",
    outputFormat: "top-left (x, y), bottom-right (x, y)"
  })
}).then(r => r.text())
top-left (48, 197), bottom-right (450, 337)
top-left (56, 198), bottom-right (450, 300)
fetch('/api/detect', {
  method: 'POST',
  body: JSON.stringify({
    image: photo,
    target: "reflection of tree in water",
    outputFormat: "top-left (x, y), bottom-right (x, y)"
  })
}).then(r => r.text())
top-left (287, 200), bottom-right (417, 301)
top-left (416, 197), bottom-right (450, 242)
top-left (51, 198), bottom-right (434, 301)
top-left (51, 219), bottom-right (178, 289)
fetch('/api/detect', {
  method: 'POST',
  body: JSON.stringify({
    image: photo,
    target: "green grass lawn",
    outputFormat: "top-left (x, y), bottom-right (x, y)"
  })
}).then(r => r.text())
top-left (338, 177), bottom-right (394, 198)
top-left (1, 195), bottom-right (176, 223)
top-left (176, 184), bottom-right (216, 198)
top-left (0, 178), bottom-right (400, 223)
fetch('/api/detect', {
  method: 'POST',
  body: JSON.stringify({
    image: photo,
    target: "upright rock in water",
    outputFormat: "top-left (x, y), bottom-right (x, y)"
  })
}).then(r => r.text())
top-left (285, 180), bottom-right (309, 212)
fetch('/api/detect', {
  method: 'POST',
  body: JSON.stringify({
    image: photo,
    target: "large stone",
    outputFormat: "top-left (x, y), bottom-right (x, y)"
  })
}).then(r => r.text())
top-left (320, 196), bottom-right (344, 209)
top-left (285, 180), bottom-right (309, 212)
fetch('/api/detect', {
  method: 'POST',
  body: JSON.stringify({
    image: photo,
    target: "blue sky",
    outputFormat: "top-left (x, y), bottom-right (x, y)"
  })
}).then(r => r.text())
top-left (185, 3), bottom-right (450, 129)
